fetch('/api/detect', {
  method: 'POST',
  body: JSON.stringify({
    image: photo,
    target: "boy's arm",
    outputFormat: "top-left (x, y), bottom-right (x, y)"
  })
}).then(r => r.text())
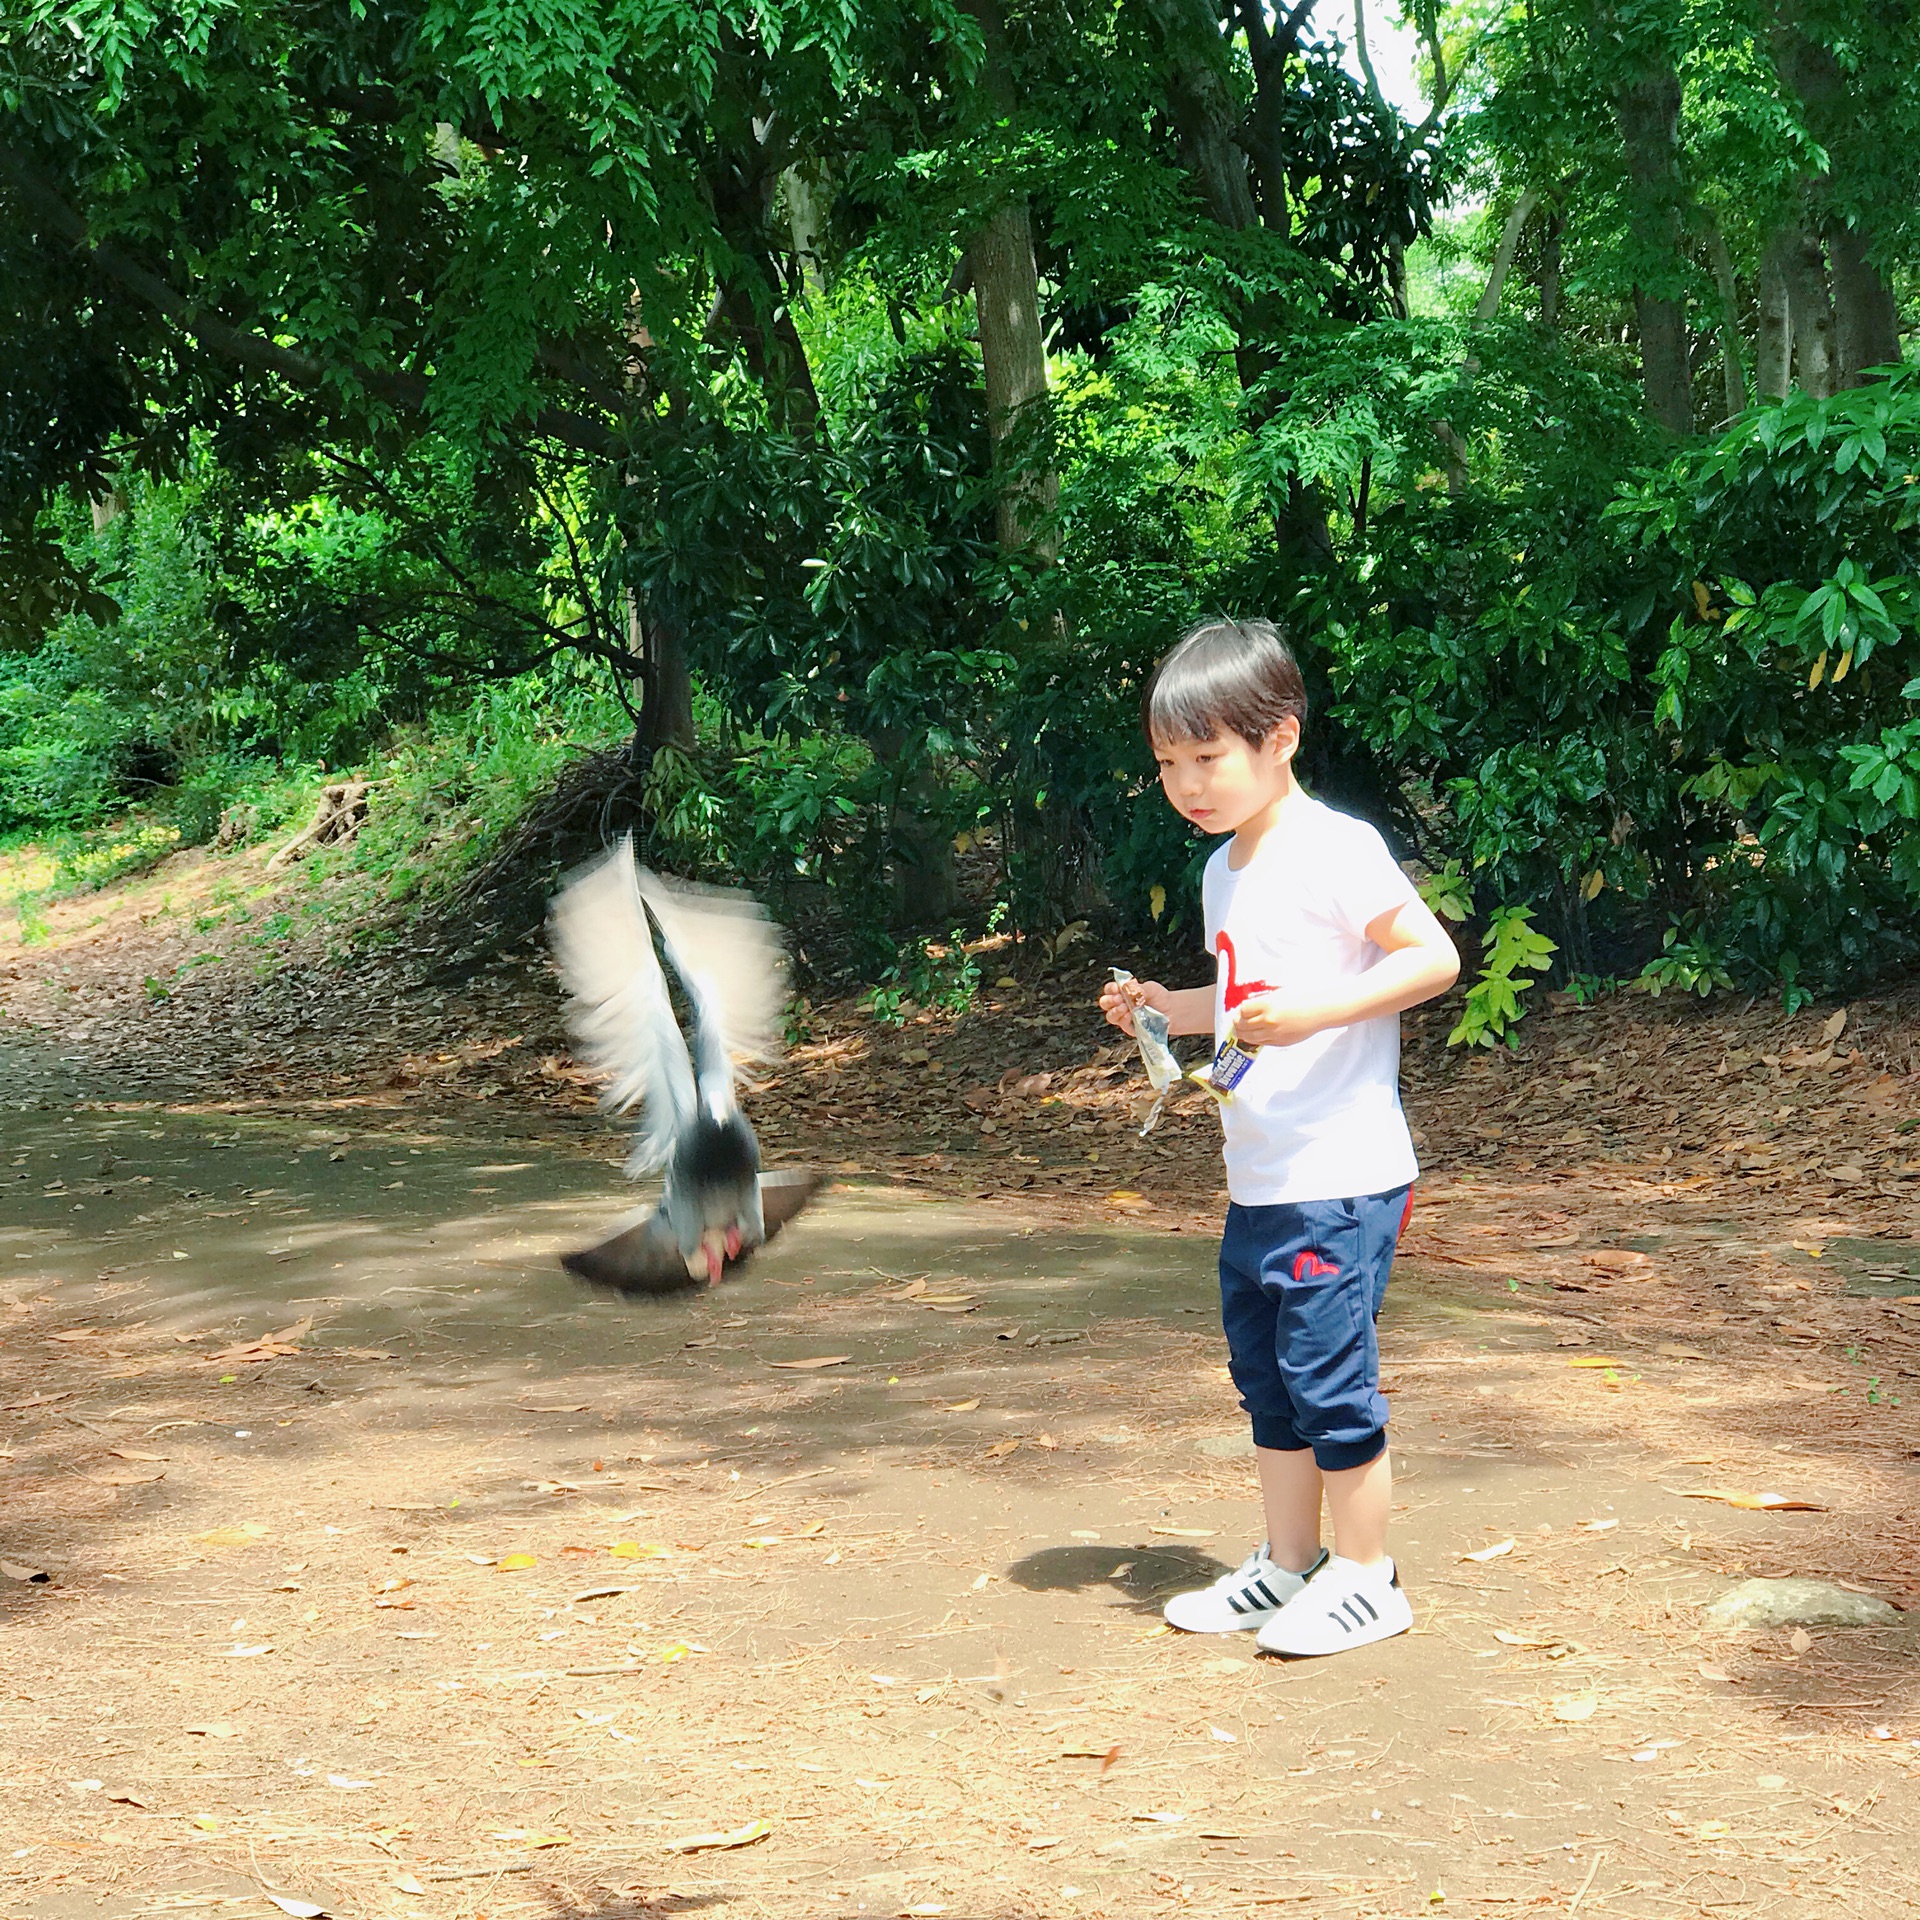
top-left (1153, 984), bottom-right (1217, 1036)
top-left (1230, 895), bottom-right (1460, 1049)
top-left (1097, 979), bottom-right (1216, 1037)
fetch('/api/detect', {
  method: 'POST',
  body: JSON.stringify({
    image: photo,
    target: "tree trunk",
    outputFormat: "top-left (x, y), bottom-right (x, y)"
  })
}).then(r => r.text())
top-left (960, 0), bottom-right (1058, 557)
top-left (1145, 0), bottom-right (1274, 389)
top-left (782, 165), bottom-right (829, 299)
top-left (1234, 0), bottom-right (1313, 233)
top-left (1786, 218), bottom-right (1835, 399)
top-left (870, 727), bottom-right (959, 925)
top-left (702, 46), bottom-right (819, 435)
top-left (1704, 218), bottom-right (1748, 422)
top-left (1756, 223), bottom-right (1793, 400)
top-left (1772, 6), bottom-right (1899, 392)
top-left (90, 487), bottom-right (128, 533)
top-left (635, 589), bottom-right (694, 754)
top-left (1613, 59), bottom-right (1693, 432)
top-left (1828, 222), bottom-right (1900, 387)
top-left (967, 199), bottom-right (1057, 554)
top-left (1537, 210), bottom-right (1564, 330)
top-left (1141, 0), bottom-right (1257, 231)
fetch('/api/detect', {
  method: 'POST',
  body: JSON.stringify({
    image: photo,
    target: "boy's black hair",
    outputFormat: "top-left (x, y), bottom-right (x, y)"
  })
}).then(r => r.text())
top-left (1142, 617), bottom-right (1307, 749)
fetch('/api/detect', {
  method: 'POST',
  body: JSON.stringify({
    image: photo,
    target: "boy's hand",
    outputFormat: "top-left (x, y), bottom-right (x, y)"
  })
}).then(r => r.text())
top-left (1229, 989), bottom-right (1337, 1049)
top-left (1099, 976), bottom-right (1169, 1037)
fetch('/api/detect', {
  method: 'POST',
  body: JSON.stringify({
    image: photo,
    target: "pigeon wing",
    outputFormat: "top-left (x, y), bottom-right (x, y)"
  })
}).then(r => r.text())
top-left (562, 1207), bottom-right (701, 1297)
top-left (756, 1168), bottom-right (825, 1240)
top-left (548, 839), bottom-right (695, 1173)
top-left (634, 868), bottom-right (787, 1095)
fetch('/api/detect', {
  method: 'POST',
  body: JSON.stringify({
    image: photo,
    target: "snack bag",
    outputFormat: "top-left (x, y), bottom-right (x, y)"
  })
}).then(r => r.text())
top-left (1189, 1028), bottom-right (1259, 1102)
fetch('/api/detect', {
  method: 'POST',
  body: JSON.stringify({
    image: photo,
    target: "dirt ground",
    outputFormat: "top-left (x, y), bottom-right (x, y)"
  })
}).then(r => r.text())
top-left (3, 839), bottom-right (1920, 1918)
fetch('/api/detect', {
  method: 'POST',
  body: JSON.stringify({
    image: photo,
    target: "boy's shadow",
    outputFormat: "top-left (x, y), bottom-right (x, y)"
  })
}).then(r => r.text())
top-left (1006, 1542), bottom-right (1224, 1613)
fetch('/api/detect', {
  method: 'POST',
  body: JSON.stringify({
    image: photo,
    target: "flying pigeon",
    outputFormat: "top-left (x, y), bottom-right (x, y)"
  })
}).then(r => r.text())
top-left (548, 839), bottom-right (822, 1296)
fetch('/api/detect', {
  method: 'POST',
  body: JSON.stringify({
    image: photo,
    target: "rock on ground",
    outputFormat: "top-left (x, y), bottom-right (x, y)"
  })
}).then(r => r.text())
top-left (1704, 1577), bottom-right (1903, 1630)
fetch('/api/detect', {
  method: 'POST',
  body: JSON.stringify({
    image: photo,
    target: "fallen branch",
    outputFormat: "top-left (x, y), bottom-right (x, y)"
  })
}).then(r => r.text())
top-left (267, 782), bottom-right (372, 873)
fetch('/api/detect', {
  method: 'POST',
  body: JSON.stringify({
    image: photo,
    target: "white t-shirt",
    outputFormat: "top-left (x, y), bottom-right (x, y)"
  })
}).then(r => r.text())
top-left (1201, 794), bottom-right (1420, 1206)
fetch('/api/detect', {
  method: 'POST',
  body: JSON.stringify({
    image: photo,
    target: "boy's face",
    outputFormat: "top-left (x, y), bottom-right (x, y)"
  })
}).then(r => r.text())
top-left (1153, 720), bottom-right (1298, 835)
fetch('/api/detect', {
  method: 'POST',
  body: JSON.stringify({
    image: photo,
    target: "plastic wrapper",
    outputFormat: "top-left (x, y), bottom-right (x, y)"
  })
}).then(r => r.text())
top-left (1110, 967), bottom-right (1183, 1136)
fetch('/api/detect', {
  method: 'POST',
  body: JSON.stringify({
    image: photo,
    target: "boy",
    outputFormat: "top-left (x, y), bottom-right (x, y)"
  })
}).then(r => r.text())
top-left (1099, 617), bottom-right (1459, 1657)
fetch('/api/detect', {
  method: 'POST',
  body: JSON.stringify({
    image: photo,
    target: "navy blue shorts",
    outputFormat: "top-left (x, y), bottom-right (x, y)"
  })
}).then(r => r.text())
top-left (1218, 1185), bottom-right (1412, 1472)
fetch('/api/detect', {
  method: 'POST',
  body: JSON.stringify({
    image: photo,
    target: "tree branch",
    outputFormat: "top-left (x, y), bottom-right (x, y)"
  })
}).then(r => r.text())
top-left (1473, 187), bottom-right (1541, 321)
top-left (1353, 0), bottom-right (1389, 116)
top-left (528, 466), bottom-right (613, 660)
top-left (0, 147), bottom-right (620, 457)
top-left (1407, 0), bottom-right (1486, 143)
top-left (1237, 0), bottom-right (1318, 83)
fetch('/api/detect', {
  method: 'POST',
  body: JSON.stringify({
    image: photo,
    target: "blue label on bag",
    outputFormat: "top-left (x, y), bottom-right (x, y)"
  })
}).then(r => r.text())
top-left (1204, 1036), bottom-right (1260, 1094)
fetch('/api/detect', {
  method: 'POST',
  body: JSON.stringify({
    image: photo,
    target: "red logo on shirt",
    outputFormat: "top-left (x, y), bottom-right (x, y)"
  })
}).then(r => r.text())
top-left (1215, 931), bottom-right (1275, 1013)
top-left (1292, 1250), bottom-right (1340, 1281)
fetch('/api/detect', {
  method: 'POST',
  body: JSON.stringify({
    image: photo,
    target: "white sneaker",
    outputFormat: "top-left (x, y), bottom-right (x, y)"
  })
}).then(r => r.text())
top-left (1255, 1555), bottom-right (1412, 1657)
top-left (1162, 1544), bottom-right (1329, 1634)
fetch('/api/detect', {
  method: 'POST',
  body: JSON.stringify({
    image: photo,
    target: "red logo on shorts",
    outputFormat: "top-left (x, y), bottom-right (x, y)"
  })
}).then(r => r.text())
top-left (1292, 1250), bottom-right (1340, 1281)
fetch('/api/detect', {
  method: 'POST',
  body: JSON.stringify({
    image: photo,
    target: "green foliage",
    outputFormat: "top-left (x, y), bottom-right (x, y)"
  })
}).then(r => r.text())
top-left (1618, 368), bottom-right (1920, 994)
top-left (1448, 904), bottom-right (1558, 1049)
top-left (1417, 860), bottom-right (1474, 924)
top-left (0, 484), bottom-right (221, 829)
top-left (341, 664), bottom-right (630, 907)
top-left (862, 928), bottom-right (985, 1026)
top-left (1636, 919), bottom-right (1734, 998)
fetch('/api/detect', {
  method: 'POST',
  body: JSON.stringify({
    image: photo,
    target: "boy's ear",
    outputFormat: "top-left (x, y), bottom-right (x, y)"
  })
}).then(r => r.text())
top-left (1269, 715), bottom-right (1301, 764)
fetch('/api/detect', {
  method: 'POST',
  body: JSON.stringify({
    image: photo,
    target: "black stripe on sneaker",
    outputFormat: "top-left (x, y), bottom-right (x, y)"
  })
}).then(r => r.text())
top-left (1326, 1609), bottom-right (1354, 1634)
top-left (1351, 1592), bottom-right (1379, 1623)
top-left (1249, 1577), bottom-right (1281, 1608)
top-left (1228, 1591), bottom-right (1251, 1615)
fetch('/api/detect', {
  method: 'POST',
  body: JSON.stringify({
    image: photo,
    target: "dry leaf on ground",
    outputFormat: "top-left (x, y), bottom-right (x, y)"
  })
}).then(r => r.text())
top-left (1463, 1538), bottom-right (1516, 1562)
top-left (1681, 1489), bottom-right (1828, 1512)
top-left (196, 1523), bottom-right (268, 1547)
top-left (766, 1355), bottom-right (852, 1370)
top-left (666, 1819), bottom-right (772, 1854)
